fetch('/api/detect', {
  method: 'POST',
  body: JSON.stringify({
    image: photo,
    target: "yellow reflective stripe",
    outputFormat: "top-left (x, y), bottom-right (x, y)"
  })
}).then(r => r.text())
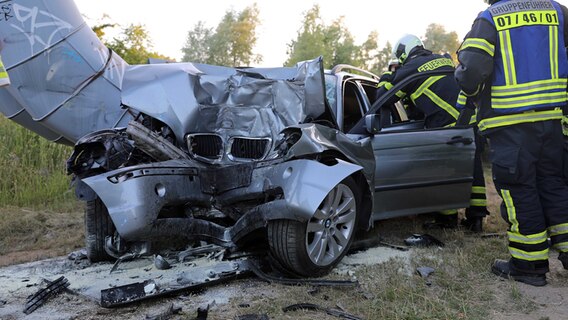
top-left (491, 79), bottom-right (567, 97)
top-left (509, 247), bottom-right (549, 261)
top-left (460, 38), bottom-right (495, 56)
top-left (0, 71), bottom-right (8, 79)
top-left (550, 26), bottom-right (558, 79)
top-left (410, 75), bottom-right (444, 101)
top-left (563, 116), bottom-right (568, 136)
top-left (499, 30), bottom-right (517, 86)
top-left (423, 89), bottom-right (460, 120)
top-left (472, 186), bottom-right (486, 194)
top-left (552, 242), bottom-right (568, 252)
top-left (507, 230), bottom-right (548, 245)
top-left (457, 94), bottom-right (467, 106)
top-left (384, 82), bottom-right (406, 98)
top-left (439, 209), bottom-right (458, 216)
top-left (549, 223), bottom-right (568, 236)
top-left (470, 199), bottom-right (487, 207)
top-left (501, 189), bottom-right (519, 233)
top-left (491, 91), bottom-right (567, 109)
top-left (477, 109), bottom-right (563, 131)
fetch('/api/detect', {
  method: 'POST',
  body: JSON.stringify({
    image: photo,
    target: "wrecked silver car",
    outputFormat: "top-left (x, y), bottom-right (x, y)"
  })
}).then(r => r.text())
top-left (0, 0), bottom-right (476, 277)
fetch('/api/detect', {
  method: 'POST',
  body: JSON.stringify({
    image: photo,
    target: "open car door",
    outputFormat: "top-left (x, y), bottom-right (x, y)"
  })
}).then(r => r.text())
top-left (349, 70), bottom-right (476, 221)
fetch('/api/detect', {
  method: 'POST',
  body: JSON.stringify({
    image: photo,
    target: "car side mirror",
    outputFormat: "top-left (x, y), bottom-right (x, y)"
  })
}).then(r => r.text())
top-left (365, 114), bottom-right (381, 134)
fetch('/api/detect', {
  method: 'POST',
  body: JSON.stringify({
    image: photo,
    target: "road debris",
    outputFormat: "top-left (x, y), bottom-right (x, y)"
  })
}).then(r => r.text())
top-left (154, 255), bottom-right (172, 270)
top-left (416, 266), bottom-right (435, 278)
top-left (145, 303), bottom-right (182, 320)
top-left (282, 303), bottom-right (363, 320)
top-left (404, 234), bottom-right (445, 247)
top-left (23, 276), bottom-right (70, 315)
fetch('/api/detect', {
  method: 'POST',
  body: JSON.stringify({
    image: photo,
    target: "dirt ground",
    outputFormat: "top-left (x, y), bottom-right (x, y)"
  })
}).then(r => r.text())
top-left (1, 226), bottom-right (567, 320)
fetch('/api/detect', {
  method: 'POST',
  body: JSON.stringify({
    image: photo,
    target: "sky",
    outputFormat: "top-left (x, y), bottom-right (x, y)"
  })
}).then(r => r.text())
top-left (73, 0), bottom-right (496, 67)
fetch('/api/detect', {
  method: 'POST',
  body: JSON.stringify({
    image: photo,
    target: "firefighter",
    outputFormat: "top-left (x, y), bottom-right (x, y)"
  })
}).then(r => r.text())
top-left (456, 92), bottom-right (489, 233)
top-left (455, 0), bottom-right (568, 286)
top-left (376, 34), bottom-right (460, 129)
top-left (376, 34), bottom-right (462, 228)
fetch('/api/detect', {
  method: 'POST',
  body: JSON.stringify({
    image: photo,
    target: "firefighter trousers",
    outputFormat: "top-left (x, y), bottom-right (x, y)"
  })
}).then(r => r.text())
top-left (487, 120), bottom-right (568, 274)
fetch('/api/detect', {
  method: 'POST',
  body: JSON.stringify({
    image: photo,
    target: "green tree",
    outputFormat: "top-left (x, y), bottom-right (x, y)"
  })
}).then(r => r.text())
top-left (181, 21), bottom-right (213, 63)
top-left (285, 5), bottom-right (384, 73)
top-left (422, 23), bottom-right (460, 60)
top-left (106, 24), bottom-right (173, 64)
top-left (285, 5), bottom-right (327, 67)
top-left (181, 4), bottom-right (261, 67)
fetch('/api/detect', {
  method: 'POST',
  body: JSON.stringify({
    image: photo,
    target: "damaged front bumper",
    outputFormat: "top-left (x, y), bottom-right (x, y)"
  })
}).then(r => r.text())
top-left (82, 157), bottom-right (362, 246)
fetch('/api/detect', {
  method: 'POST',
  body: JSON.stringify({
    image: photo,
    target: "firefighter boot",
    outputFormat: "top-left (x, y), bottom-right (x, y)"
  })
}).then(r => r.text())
top-left (461, 217), bottom-right (483, 233)
top-left (423, 211), bottom-right (458, 230)
top-left (491, 259), bottom-right (547, 287)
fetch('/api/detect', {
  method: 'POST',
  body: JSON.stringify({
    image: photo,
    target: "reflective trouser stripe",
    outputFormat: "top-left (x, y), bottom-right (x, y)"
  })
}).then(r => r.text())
top-left (509, 247), bottom-right (549, 261)
top-left (507, 230), bottom-right (548, 245)
top-left (501, 189), bottom-right (519, 233)
top-left (470, 186), bottom-right (487, 207)
top-left (552, 242), bottom-right (568, 252)
top-left (477, 109), bottom-right (563, 131)
top-left (470, 199), bottom-right (487, 207)
top-left (439, 209), bottom-right (458, 216)
top-left (550, 26), bottom-right (558, 79)
top-left (549, 223), bottom-right (568, 237)
top-left (499, 30), bottom-right (517, 86)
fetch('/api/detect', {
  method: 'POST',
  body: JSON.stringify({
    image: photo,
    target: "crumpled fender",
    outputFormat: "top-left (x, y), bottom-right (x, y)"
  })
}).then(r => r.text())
top-left (264, 158), bottom-right (363, 222)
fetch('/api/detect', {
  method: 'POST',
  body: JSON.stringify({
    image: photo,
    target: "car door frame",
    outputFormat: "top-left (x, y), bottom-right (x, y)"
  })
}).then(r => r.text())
top-left (347, 69), bottom-right (476, 221)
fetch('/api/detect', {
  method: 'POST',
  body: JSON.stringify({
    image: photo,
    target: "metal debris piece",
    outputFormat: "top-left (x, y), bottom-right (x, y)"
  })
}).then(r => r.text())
top-left (67, 249), bottom-right (87, 261)
top-left (416, 266), bottom-right (435, 278)
top-left (23, 276), bottom-right (70, 315)
top-left (196, 304), bottom-right (209, 320)
top-left (282, 303), bottom-right (363, 320)
top-left (178, 244), bottom-right (224, 262)
top-left (145, 303), bottom-right (182, 320)
top-left (110, 252), bottom-right (145, 274)
top-left (154, 255), bottom-right (172, 270)
top-left (349, 237), bottom-right (409, 253)
top-left (404, 234), bottom-right (445, 247)
top-left (101, 260), bottom-right (252, 308)
top-left (101, 280), bottom-right (155, 308)
top-left (248, 261), bottom-right (358, 287)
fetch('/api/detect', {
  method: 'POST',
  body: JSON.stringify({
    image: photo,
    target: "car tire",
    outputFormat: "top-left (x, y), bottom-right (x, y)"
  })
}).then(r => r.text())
top-left (268, 177), bottom-right (360, 277)
top-left (84, 197), bottom-right (116, 262)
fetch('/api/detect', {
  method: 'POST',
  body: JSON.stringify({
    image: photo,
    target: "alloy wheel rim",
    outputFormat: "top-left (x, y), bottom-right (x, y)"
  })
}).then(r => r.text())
top-left (306, 183), bottom-right (356, 266)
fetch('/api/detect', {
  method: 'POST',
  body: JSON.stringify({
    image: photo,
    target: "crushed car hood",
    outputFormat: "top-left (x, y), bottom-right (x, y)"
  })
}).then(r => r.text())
top-left (121, 58), bottom-right (328, 146)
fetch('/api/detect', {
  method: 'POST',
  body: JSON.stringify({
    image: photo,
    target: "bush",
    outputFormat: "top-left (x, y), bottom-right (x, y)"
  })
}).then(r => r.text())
top-left (0, 116), bottom-right (77, 209)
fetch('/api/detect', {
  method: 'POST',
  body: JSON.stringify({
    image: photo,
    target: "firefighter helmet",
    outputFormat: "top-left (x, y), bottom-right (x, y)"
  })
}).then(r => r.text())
top-left (392, 34), bottom-right (424, 64)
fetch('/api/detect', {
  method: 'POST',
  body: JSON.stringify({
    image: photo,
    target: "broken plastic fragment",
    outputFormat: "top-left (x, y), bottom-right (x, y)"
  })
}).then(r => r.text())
top-left (416, 266), bottom-right (435, 278)
top-left (404, 234), bottom-right (445, 247)
top-left (154, 255), bottom-right (172, 270)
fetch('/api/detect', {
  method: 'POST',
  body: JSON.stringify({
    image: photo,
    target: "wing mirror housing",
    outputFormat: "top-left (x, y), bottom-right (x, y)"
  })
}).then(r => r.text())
top-left (365, 114), bottom-right (381, 134)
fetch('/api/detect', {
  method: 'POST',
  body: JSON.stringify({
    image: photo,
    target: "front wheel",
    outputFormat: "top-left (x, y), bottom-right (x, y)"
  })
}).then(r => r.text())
top-left (84, 197), bottom-right (116, 262)
top-left (268, 177), bottom-right (360, 277)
